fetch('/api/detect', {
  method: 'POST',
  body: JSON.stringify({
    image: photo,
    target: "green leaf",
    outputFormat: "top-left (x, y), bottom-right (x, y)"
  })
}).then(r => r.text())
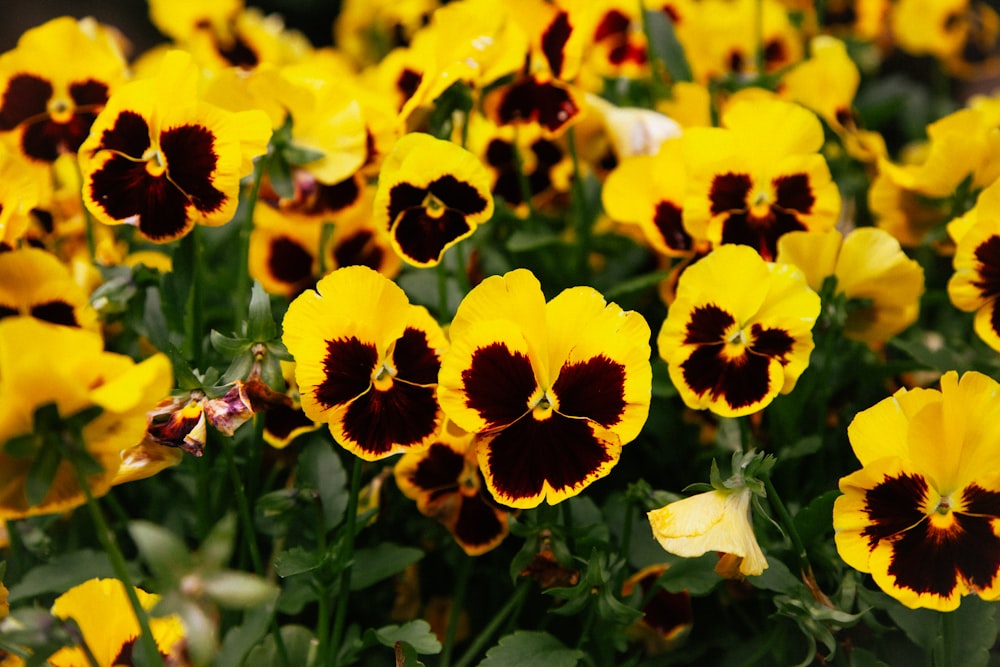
top-left (25, 442), bottom-right (62, 508)
top-left (274, 547), bottom-right (323, 578)
top-left (245, 625), bottom-right (317, 667)
top-left (7, 550), bottom-right (139, 602)
top-left (888, 596), bottom-right (997, 666)
top-left (202, 514), bottom-right (237, 568)
top-left (266, 152), bottom-right (295, 200)
top-left (202, 571), bottom-right (280, 609)
top-left (749, 558), bottom-right (805, 595)
top-left (281, 142), bottom-right (326, 166)
top-left (656, 553), bottom-right (722, 595)
top-left (644, 9), bottom-right (692, 83)
top-left (298, 437), bottom-right (348, 530)
top-left (349, 543), bottom-right (424, 591)
top-left (506, 229), bottom-right (563, 252)
top-left (247, 281), bottom-right (278, 341)
top-left (129, 520), bottom-right (194, 580)
top-left (216, 605), bottom-right (275, 667)
top-left (601, 269), bottom-right (672, 300)
top-left (480, 631), bottom-right (584, 667)
top-left (366, 620), bottom-right (442, 655)
top-left (210, 330), bottom-right (252, 356)
top-left (793, 490), bottom-right (840, 546)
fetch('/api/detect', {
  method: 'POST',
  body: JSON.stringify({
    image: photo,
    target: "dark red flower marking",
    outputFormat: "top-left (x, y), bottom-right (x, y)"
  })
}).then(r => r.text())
top-left (409, 443), bottom-right (466, 502)
top-left (972, 235), bottom-right (1000, 299)
top-left (653, 201), bottom-right (691, 252)
top-left (397, 69), bottom-right (423, 108)
top-left (340, 379), bottom-right (439, 456)
top-left (709, 172), bottom-right (815, 260)
top-left (264, 403), bottom-right (317, 443)
top-left (332, 229), bottom-right (385, 271)
top-left (0, 74), bottom-right (51, 130)
top-left (679, 304), bottom-right (794, 410)
top-left (863, 474), bottom-right (1000, 597)
top-left (494, 77), bottom-right (579, 135)
top-left (486, 139), bottom-right (562, 206)
top-left (315, 336), bottom-right (378, 408)
top-left (594, 10), bottom-right (648, 66)
top-left (452, 488), bottom-right (507, 548)
top-left (0, 305), bottom-right (18, 319)
top-left (387, 175), bottom-right (488, 264)
top-left (267, 236), bottom-right (314, 290)
top-left (88, 111), bottom-right (225, 241)
top-left (541, 11), bottom-right (572, 78)
top-left (552, 356), bottom-right (627, 427)
top-left (29, 301), bottom-right (78, 327)
top-left (393, 327), bottom-right (440, 385)
top-left (462, 343), bottom-right (537, 429)
top-left (481, 413), bottom-right (615, 502)
top-left (0, 74), bottom-right (110, 162)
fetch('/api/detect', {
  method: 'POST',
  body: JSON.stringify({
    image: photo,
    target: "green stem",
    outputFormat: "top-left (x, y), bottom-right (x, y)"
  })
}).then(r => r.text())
top-left (221, 435), bottom-right (263, 575)
top-left (637, 0), bottom-right (670, 102)
top-left (183, 227), bottom-right (205, 369)
top-left (567, 128), bottom-right (591, 281)
top-left (234, 159), bottom-right (265, 332)
top-left (331, 457), bottom-right (364, 666)
top-left (72, 626), bottom-right (101, 667)
top-left (453, 578), bottom-right (531, 667)
top-left (761, 473), bottom-right (809, 574)
top-left (76, 468), bottom-right (164, 667)
top-left (315, 496), bottom-right (331, 664)
top-left (440, 555), bottom-right (474, 667)
top-left (934, 610), bottom-right (956, 667)
top-left (437, 260), bottom-right (450, 323)
top-left (511, 138), bottom-right (537, 223)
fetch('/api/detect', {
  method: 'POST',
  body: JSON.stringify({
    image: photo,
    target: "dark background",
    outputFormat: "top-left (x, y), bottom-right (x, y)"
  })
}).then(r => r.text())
top-left (1, 1), bottom-right (344, 56)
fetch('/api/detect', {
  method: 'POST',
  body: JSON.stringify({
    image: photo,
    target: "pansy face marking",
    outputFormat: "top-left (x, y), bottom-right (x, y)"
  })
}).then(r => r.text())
top-left (374, 133), bottom-right (494, 267)
top-left (282, 265), bottom-right (447, 460)
top-left (438, 269), bottom-right (652, 508)
top-left (658, 244), bottom-right (820, 417)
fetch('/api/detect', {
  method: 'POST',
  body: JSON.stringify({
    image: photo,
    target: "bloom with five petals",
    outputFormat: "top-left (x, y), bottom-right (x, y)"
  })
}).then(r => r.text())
top-left (834, 371), bottom-right (1000, 610)
top-left (438, 269), bottom-right (652, 508)
top-left (78, 50), bottom-right (271, 242)
top-left (282, 265), bottom-right (447, 460)
top-left (373, 132), bottom-right (494, 267)
top-left (658, 244), bottom-right (820, 417)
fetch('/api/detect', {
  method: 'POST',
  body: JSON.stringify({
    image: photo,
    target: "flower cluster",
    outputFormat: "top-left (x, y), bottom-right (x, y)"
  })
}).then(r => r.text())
top-left (3, 0), bottom-right (1000, 665)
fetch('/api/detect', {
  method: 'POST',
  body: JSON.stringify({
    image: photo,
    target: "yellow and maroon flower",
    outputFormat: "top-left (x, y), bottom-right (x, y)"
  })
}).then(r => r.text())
top-left (373, 133), bottom-right (494, 268)
top-left (834, 371), bottom-right (1000, 611)
top-left (438, 269), bottom-right (652, 508)
top-left (47, 578), bottom-right (184, 667)
top-left (0, 17), bottom-right (127, 166)
top-left (78, 50), bottom-right (271, 243)
top-left (948, 182), bottom-right (1000, 351)
top-left (282, 265), bottom-right (447, 460)
top-left (621, 564), bottom-right (693, 655)
top-left (0, 247), bottom-right (98, 330)
top-left (681, 97), bottom-right (841, 261)
top-left (394, 424), bottom-right (514, 555)
top-left (658, 244), bottom-right (820, 417)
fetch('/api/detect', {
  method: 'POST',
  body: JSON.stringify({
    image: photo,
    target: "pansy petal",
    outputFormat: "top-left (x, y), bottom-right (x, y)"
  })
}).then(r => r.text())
top-left (477, 415), bottom-right (621, 509)
top-left (331, 378), bottom-right (440, 460)
top-left (846, 385), bottom-right (940, 467)
top-left (438, 319), bottom-right (538, 434)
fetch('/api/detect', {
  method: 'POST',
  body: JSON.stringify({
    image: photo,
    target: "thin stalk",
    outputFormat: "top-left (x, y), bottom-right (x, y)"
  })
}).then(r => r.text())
top-left (73, 626), bottom-right (101, 667)
top-left (440, 555), bottom-right (474, 667)
top-left (330, 457), bottom-right (364, 666)
top-left (234, 159), bottom-right (265, 332)
top-left (566, 128), bottom-right (591, 281)
top-left (453, 579), bottom-right (531, 667)
top-left (761, 473), bottom-right (809, 575)
top-left (511, 138), bottom-right (537, 224)
top-left (76, 468), bottom-right (164, 667)
top-left (183, 227), bottom-right (205, 369)
top-left (637, 0), bottom-right (671, 101)
top-left (220, 435), bottom-right (263, 575)
top-left (934, 610), bottom-right (956, 667)
top-left (315, 491), bottom-right (331, 666)
top-left (437, 261), bottom-right (450, 323)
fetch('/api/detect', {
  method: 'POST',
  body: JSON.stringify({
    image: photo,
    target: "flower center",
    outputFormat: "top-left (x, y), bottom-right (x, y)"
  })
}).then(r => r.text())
top-left (47, 97), bottom-right (73, 124)
top-left (373, 359), bottom-right (396, 390)
top-left (529, 388), bottom-right (558, 420)
top-left (422, 192), bottom-right (446, 218)
top-left (143, 147), bottom-right (166, 177)
top-left (749, 189), bottom-right (771, 217)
